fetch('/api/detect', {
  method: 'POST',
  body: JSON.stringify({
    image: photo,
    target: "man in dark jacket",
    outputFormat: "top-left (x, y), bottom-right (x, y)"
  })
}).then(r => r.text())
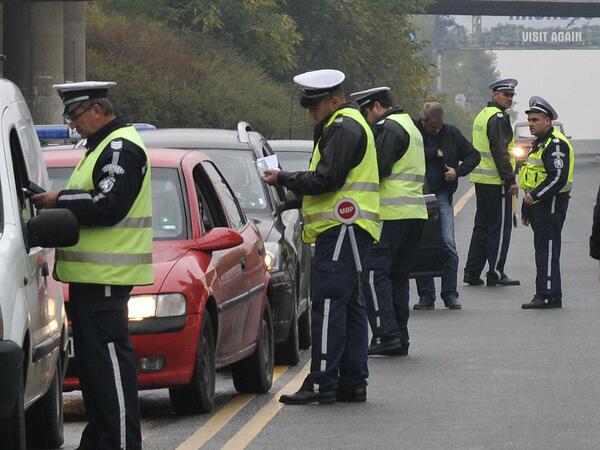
top-left (413, 102), bottom-right (481, 310)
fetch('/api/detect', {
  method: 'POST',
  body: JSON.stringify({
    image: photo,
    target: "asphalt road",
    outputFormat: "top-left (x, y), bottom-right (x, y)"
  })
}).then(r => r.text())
top-left (62, 140), bottom-right (600, 450)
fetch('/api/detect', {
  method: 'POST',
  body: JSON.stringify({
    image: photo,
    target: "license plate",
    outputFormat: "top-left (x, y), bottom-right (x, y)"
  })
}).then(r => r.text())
top-left (67, 336), bottom-right (75, 358)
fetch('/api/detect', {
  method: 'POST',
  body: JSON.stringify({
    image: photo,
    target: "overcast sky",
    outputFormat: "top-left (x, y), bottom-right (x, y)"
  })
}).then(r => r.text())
top-left (449, 15), bottom-right (600, 139)
top-left (494, 49), bottom-right (600, 139)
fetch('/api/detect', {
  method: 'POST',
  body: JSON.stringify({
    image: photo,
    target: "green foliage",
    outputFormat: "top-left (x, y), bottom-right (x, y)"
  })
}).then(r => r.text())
top-left (101, 0), bottom-right (302, 76)
top-left (284, 0), bottom-right (434, 114)
top-left (410, 15), bottom-right (499, 135)
top-left (86, 3), bottom-right (312, 138)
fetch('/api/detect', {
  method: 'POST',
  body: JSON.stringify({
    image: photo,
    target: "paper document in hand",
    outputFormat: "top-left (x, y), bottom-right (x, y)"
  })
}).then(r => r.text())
top-left (256, 154), bottom-right (279, 173)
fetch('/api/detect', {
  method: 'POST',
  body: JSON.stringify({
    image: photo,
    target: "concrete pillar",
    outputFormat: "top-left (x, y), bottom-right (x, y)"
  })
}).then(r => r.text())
top-left (4, 2), bottom-right (64, 124)
top-left (63, 2), bottom-right (86, 83)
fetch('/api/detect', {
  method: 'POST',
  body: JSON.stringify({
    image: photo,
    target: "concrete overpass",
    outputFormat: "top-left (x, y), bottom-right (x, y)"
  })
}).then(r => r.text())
top-left (428, 0), bottom-right (600, 17)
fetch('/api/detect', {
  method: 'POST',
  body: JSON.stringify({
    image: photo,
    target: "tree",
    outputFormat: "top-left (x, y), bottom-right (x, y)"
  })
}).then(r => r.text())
top-left (284, 0), bottom-right (434, 113)
top-left (86, 3), bottom-right (312, 138)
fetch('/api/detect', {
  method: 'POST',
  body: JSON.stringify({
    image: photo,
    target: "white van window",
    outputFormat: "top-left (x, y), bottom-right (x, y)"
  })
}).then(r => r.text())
top-left (9, 129), bottom-right (34, 241)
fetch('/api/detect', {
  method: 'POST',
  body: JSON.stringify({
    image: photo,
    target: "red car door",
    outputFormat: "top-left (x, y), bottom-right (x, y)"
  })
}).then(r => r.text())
top-left (200, 161), bottom-right (266, 351)
top-left (187, 160), bottom-right (264, 356)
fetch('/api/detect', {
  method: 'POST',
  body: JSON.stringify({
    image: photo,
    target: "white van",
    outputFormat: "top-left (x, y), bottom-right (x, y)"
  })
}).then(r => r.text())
top-left (0, 79), bottom-right (79, 449)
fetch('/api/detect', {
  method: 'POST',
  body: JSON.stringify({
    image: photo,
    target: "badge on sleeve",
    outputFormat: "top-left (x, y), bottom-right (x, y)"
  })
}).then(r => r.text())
top-left (99, 176), bottom-right (116, 193)
top-left (554, 157), bottom-right (563, 169)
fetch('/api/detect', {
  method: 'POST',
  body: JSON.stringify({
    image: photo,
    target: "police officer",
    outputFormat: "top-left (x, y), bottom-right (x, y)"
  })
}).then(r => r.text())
top-left (464, 78), bottom-right (520, 287)
top-left (262, 70), bottom-right (380, 404)
top-left (33, 81), bottom-right (152, 449)
top-left (520, 96), bottom-right (573, 309)
top-left (349, 87), bottom-right (426, 356)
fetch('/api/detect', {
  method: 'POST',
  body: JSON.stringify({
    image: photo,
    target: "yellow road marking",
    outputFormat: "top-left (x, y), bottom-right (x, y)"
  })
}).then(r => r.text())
top-left (179, 185), bottom-right (477, 450)
top-left (176, 365), bottom-right (289, 450)
top-left (453, 185), bottom-right (475, 216)
top-left (221, 361), bottom-right (311, 450)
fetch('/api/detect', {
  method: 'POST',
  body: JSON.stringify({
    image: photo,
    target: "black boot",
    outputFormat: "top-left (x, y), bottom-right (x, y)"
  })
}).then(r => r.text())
top-left (443, 296), bottom-right (462, 310)
top-left (368, 335), bottom-right (404, 356)
top-left (487, 272), bottom-right (520, 286)
top-left (522, 295), bottom-right (562, 309)
top-left (336, 385), bottom-right (367, 403)
top-left (279, 380), bottom-right (336, 405)
top-left (413, 297), bottom-right (435, 310)
top-left (464, 272), bottom-right (484, 286)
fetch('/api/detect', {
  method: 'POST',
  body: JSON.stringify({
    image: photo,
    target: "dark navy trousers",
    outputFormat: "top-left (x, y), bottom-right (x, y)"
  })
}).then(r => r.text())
top-left (70, 283), bottom-right (142, 450)
top-left (465, 183), bottom-right (513, 279)
top-left (529, 194), bottom-right (569, 302)
top-left (363, 219), bottom-right (425, 346)
top-left (306, 225), bottom-right (371, 393)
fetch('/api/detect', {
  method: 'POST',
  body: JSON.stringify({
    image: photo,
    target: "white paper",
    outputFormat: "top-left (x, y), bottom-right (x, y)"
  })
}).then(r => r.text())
top-left (255, 154), bottom-right (279, 173)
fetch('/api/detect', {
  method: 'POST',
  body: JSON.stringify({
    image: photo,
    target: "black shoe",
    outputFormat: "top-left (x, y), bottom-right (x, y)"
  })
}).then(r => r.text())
top-left (413, 298), bottom-right (435, 310)
top-left (522, 296), bottom-right (562, 309)
top-left (487, 273), bottom-right (520, 286)
top-left (279, 388), bottom-right (336, 405)
top-left (443, 296), bottom-right (462, 310)
top-left (464, 272), bottom-right (484, 286)
top-left (368, 335), bottom-right (404, 356)
top-left (336, 386), bottom-right (367, 403)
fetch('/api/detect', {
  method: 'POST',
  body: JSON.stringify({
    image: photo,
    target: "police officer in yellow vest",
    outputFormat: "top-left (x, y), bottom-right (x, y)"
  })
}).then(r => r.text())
top-left (464, 78), bottom-right (521, 287)
top-left (262, 70), bottom-right (380, 404)
top-left (33, 81), bottom-right (152, 449)
top-left (520, 96), bottom-right (573, 309)
top-left (349, 87), bottom-right (427, 356)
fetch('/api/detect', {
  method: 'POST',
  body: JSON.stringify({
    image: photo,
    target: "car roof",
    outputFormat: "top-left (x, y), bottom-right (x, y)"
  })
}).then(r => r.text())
top-left (140, 128), bottom-right (259, 151)
top-left (42, 147), bottom-right (210, 168)
top-left (269, 139), bottom-right (313, 152)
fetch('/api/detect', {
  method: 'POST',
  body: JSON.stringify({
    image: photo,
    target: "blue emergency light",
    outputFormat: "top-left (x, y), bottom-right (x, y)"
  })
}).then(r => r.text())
top-left (36, 123), bottom-right (157, 140)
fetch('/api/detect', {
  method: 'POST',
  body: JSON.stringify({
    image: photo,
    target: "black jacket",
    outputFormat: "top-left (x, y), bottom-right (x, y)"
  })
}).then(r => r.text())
top-left (590, 183), bottom-right (600, 260)
top-left (485, 102), bottom-right (516, 187)
top-left (414, 119), bottom-right (480, 195)
top-left (278, 103), bottom-right (367, 195)
top-left (56, 118), bottom-right (148, 227)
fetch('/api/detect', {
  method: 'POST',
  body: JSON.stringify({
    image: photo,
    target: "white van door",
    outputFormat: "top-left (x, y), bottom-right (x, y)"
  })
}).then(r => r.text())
top-left (3, 105), bottom-right (57, 401)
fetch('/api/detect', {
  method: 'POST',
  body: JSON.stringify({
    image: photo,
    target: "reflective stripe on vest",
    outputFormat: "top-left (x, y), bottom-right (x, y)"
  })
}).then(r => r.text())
top-left (379, 113), bottom-right (427, 220)
top-left (55, 125), bottom-right (154, 286)
top-left (301, 107), bottom-right (380, 244)
top-left (518, 130), bottom-right (574, 195)
top-left (470, 106), bottom-right (515, 185)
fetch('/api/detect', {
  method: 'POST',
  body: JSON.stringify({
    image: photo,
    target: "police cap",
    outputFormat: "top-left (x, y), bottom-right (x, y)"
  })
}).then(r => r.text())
top-left (293, 69), bottom-right (345, 108)
top-left (350, 86), bottom-right (391, 109)
top-left (525, 96), bottom-right (558, 120)
top-left (53, 81), bottom-right (117, 116)
top-left (488, 78), bottom-right (518, 94)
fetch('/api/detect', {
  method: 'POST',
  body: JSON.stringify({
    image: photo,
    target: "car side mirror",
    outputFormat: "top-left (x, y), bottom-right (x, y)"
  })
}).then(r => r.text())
top-left (27, 209), bottom-right (79, 248)
top-left (196, 227), bottom-right (243, 252)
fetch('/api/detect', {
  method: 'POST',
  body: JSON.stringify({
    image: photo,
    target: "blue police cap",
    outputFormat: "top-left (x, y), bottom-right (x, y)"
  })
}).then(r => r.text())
top-left (350, 86), bottom-right (391, 109)
top-left (53, 81), bottom-right (117, 116)
top-left (293, 69), bottom-right (345, 108)
top-left (489, 78), bottom-right (518, 94)
top-left (525, 96), bottom-right (558, 120)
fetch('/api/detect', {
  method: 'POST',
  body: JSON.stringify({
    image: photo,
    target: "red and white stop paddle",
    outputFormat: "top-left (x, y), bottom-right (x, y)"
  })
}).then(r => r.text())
top-left (333, 198), bottom-right (363, 274)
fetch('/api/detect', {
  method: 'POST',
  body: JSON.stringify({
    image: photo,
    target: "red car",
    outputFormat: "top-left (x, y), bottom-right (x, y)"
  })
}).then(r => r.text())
top-left (43, 148), bottom-right (274, 414)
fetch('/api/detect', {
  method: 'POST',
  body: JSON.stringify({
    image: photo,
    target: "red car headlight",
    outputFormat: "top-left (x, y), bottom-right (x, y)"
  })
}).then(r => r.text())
top-left (127, 294), bottom-right (186, 321)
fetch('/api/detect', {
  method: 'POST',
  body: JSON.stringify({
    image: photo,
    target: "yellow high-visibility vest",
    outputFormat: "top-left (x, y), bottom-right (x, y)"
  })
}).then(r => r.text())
top-left (56, 125), bottom-right (154, 285)
top-left (379, 113), bottom-right (427, 220)
top-left (518, 129), bottom-right (574, 195)
top-left (470, 106), bottom-right (515, 185)
top-left (301, 107), bottom-right (380, 244)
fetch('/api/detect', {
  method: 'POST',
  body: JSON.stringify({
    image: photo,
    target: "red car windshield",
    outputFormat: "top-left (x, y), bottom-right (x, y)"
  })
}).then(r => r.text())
top-left (47, 167), bottom-right (188, 240)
